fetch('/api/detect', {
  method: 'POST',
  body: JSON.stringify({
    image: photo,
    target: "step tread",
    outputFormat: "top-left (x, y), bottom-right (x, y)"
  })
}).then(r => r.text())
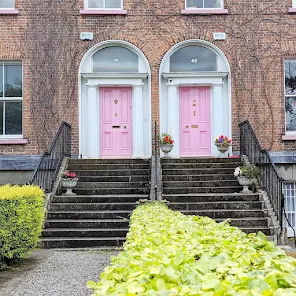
top-left (53, 194), bottom-right (149, 198)
top-left (215, 217), bottom-right (268, 221)
top-left (44, 228), bottom-right (129, 232)
top-left (181, 209), bottom-right (264, 212)
top-left (52, 202), bottom-right (138, 205)
top-left (169, 201), bottom-right (262, 204)
top-left (42, 237), bottom-right (126, 241)
top-left (48, 210), bottom-right (132, 213)
top-left (46, 219), bottom-right (128, 222)
top-left (163, 193), bottom-right (258, 196)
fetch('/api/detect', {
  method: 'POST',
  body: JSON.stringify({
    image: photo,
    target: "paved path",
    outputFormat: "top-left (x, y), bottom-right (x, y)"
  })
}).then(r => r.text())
top-left (0, 250), bottom-right (117, 296)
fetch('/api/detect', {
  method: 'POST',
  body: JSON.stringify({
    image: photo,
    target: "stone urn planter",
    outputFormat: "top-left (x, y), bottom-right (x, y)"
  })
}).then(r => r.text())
top-left (61, 178), bottom-right (78, 195)
top-left (215, 143), bottom-right (230, 158)
top-left (160, 144), bottom-right (174, 157)
top-left (237, 176), bottom-right (252, 193)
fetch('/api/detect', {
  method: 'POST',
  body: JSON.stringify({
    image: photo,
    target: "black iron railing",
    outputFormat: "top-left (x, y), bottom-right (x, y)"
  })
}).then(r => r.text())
top-left (29, 122), bottom-right (72, 193)
top-left (154, 121), bottom-right (158, 199)
top-left (239, 120), bottom-right (283, 228)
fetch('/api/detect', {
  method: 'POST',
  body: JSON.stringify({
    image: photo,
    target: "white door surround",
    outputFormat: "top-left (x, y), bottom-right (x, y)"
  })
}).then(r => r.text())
top-left (78, 41), bottom-right (151, 159)
top-left (159, 40), bottom-right (232, 158)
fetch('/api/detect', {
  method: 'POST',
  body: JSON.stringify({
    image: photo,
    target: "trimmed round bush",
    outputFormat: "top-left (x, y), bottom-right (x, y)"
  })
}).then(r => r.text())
top-left (0, 185), bottom-right (45, 267)
top-left (88, 202), bottom-right (296, 295)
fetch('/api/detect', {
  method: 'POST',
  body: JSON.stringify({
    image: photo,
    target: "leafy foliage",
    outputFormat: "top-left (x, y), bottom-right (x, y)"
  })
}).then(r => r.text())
top-left (88, 203), bottom-right (296, 295)
top-left (234, 165), bottom-right (260, 179)
top-left (0, 185), bottom-right (45, 267)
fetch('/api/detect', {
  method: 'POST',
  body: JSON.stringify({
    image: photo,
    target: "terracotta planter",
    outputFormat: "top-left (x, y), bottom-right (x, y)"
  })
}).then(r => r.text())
top-left (237, 176), bottom-right (252, 193)
top-left (215, 143), bottom-right (230, 158)
top-left (61, 177), bottom-right (78, 195)
top-left (160, 144), bottom-right (174, 157)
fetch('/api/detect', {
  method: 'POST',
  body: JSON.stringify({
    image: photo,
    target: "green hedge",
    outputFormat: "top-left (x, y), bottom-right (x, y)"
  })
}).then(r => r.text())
top-left (88, 202), bottom-right (296, 295)
top-left (0, 185), bottom-right (45, 267)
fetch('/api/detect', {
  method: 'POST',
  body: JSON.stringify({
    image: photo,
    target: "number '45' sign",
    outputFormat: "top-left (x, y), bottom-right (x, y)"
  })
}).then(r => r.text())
top-left (191, 59), bottom-right (198, 64)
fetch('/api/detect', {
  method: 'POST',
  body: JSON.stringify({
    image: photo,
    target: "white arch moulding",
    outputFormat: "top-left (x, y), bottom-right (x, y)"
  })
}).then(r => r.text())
top-left (159, 39), bottom-right (232, 158)
top-left (78, 40), bottom-right (152, 159)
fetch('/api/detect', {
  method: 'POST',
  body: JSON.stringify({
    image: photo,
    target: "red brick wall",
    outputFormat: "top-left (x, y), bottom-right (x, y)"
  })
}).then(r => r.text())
top-left (0, 0), bottom-right (295, 155)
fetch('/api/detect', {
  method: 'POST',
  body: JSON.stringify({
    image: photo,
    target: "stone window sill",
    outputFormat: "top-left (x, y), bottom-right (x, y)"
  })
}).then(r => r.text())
top-left (282, 135), bottom-right (296, 141)
top-left (181, 9), bottom-right (228, 15)
top-left (80, 9), bottom-right (127, 15)
top-left (0, 9), bottom-right (19, 15)
top-left (289, 8), bottom-right (296, 14)
top-left (0, 138), bottom-right (28, 145)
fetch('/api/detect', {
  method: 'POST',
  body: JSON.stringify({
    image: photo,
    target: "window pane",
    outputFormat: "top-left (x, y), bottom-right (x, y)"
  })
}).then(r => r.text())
top-left (286, 97), bottom-right (296, 132)
top-left (0, 64), bottom-right (3, 97)
top-left (0, 102), bottom-right (3, 135)
top-left (93, 47), bottom-right (138, 72)
top-left (106, 0), bottom-right (121, 8)
top-left (5, 101), bottom-right (22, 135)
top-left (186, 0), bottom-right (203, 8)
top-left (88, 0), bottom-right (103, 8)
top-left (4, 64), bottom-right (22, 97)
top-left (0, 0), bottom-right (14, 8)
top-left (285, 60), bottom-right (296, 95)
top-left (204, 0), bottom-right (222, 8)
top-left (170, 46), bottom-right (217, 72)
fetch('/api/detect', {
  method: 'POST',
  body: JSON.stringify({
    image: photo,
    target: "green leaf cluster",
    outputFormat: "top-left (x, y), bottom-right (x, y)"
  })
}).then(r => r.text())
top-left (88, 203), bottom-right (296, 295)
top-left (0, 185), bottom-right (45, 267)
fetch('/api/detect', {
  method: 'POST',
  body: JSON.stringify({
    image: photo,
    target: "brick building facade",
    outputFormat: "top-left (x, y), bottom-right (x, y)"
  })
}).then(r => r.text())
top-left (1, 0), bottom-right (296, 162)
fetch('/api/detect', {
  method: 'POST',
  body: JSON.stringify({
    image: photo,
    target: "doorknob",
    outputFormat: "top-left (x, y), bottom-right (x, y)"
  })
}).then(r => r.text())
top-left (186, 125), bottom-right (189, 128)
top-left (124, 126), bottom-right (127, 129)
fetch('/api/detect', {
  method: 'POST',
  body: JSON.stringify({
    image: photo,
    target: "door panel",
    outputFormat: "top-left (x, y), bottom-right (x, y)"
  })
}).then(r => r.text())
top-left (180, 87), bottom-right (211, 157)
top-left (100, 87), bottom-right (132, 157)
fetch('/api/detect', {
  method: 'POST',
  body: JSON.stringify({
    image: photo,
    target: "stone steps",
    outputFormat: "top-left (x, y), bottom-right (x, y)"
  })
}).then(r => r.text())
top-left (41, 237), bottom-right (126, 248)
top-left (163, 174), bottom-right (237, 181)
top-left (161, 158), bottom-right (272, 237)
top-left (163, 193), bottom-right (260, 202)
top-left (162, 168), bottom-right (237, 175)
top-left (41, 158), bottom-right (150, 248)
top-left (163, 180), bottom-right (239, 187)
top-left (53, 194), bottom-right (147, 203)
top-left (50, 202), bottom-right (138, 211)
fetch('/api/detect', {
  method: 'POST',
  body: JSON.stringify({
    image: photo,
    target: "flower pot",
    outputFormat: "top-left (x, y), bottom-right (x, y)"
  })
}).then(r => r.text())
top-left (215, 143), bottom-right (230, 158)
top-left (61, 177), bottom-right (78, 195)
top-left (237, 176), bottom-right (252, 193)
top-left (160, 144), bottom-right (174, 157)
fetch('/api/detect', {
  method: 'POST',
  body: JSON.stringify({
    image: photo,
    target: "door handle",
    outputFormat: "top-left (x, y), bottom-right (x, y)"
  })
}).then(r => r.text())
top-left (112, 126), bottom-right (121, 129)
top-left (124, 126), bottom-right (127, 129)
top-left (186, 125), bottom-right (189, 128)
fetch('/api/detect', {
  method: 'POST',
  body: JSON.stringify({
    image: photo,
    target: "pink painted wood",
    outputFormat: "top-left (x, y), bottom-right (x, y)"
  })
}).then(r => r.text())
top-left (100, 87), bottom-right (132, 158)
top-left (180, 87), bottom-right (211, 157)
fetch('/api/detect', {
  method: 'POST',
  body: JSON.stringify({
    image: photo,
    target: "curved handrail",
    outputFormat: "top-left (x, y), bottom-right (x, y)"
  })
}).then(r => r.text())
top-left (239, 120), bottom-right (283, 228)
top-left (29, 122), bottom-right (72, 193)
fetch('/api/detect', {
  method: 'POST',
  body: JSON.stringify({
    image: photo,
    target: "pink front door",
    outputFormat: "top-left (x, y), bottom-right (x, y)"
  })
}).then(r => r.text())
top-left (100, 87), bottom-right (132, 158)
top-left (180, 87), bottom-right (211, 157)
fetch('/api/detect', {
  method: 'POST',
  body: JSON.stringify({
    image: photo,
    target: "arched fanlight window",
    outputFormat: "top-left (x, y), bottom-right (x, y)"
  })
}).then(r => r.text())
top-left (170, 45), bottom-right (217, 72)
top-left (92, 46), bottom-right (139, 72)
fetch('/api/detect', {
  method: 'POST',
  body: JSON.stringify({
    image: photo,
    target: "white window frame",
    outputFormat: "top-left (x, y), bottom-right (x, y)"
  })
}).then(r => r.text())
top-left (185, 0), bottom-right (224, 9)
top-left (283, 182), bottom-right (296, 237)
top-left (0, 61), bottom-right (23, 139)
top-left (293, 0), bottom-right (296, 8)
top-left (284, 58), bottom-right (296, 135)
top-left (84, 0), bottom-right (123, 10)
top-left (0, 0), bottom-right (15, 9)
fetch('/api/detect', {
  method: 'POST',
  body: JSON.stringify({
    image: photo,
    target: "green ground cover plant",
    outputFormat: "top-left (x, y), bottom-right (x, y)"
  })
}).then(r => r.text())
top-left (88, 202), bottom-right (296, 296)
top-left (0, 185), bottom-right (44, 268)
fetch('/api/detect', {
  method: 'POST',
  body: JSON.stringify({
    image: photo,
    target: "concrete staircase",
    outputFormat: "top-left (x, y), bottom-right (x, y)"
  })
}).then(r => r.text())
top-left (41, 159), bottom-right (150, 248)
top-left (162, 158), bottom-right (272, 236)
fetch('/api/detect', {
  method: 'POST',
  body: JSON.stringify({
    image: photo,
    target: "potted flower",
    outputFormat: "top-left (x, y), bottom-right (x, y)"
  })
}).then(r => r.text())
top-left (234, 165), bottom-right (260, 193)
top-left (214, 135), bottom-right (232, 158)
top-left (61, 170), bottom-right (78, 195)
top-left (159, 133), bottom-right (174, 157)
